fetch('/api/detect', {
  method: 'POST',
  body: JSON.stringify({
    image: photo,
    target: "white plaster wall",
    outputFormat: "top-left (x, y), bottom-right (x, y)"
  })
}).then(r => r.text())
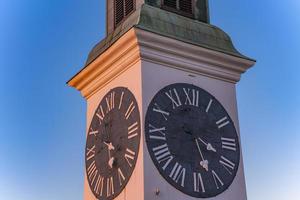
top-left (141, 60), bottom-right (247, 200)
top-left (84, 30), bottom-right (246, 200)
top-left (83, 45), bottom-right (248, 200)
top-left (84, 61), bottom-right (144, 200)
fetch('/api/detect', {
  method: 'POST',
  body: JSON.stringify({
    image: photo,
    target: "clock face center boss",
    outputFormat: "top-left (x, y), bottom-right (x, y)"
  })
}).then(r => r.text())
top-left (85, 87), bottom-right (141, 200)
top-left (145, 83), bottom-right (240, 198)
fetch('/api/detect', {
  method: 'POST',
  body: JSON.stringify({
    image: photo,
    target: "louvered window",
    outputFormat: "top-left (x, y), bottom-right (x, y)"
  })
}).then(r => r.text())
top-left (179, 0), bottom-right (192, 14)
top-left (114, 0), bottom-right (135, 27)
top-left (164, 0), bottom-right (177, 9)
top-left (162, 0), bottom-right (193, 17)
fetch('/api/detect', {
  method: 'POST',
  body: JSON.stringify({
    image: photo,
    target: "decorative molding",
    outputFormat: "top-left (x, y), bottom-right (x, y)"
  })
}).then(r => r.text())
top-left (68, 29), bottom-right (141, 99)
top-left (135, 28), bottom-right (255, 83)
top-left (68, 28), bottom-right (255, 99)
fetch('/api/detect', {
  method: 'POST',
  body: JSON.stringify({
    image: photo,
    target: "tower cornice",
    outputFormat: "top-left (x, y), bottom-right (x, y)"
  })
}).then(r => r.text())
top-left (68, 28), bottom-right (255, 99)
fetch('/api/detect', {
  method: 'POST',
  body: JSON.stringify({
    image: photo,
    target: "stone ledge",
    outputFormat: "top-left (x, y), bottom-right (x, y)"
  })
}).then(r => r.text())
top-left (68, 28), bottom-right (255, 99)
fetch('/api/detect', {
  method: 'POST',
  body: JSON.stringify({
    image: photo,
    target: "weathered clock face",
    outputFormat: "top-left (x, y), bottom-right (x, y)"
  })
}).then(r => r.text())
top-left (85, 87), bottom-right (140, 200)
top-left (145, 83), bottom-right (240, 198)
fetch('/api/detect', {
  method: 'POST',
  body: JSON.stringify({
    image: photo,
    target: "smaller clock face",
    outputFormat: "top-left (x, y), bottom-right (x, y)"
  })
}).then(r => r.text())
top-left (145, 83), bottom-right (240, 198)
top-left (85, 87), bottom-right (140, 200)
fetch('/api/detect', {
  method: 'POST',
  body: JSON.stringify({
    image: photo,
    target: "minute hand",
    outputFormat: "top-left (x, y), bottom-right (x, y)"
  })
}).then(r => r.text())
top-left (195, 139), bottom-right (209, 171)
top-left (195, 139), bottom-right (205, 161)
top-left (198, 137), bottom-right (217, 152)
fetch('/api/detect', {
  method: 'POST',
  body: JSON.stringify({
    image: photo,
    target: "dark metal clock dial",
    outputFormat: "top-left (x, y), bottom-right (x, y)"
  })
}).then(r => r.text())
top-left (85, 87), bottom-right (140, 200)
top-left (145, 83), bottom-right (240, 198)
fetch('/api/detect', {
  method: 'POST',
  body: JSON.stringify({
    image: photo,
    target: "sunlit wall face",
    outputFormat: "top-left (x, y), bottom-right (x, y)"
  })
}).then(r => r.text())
top-left (0, 0), bottom-right (300, 200)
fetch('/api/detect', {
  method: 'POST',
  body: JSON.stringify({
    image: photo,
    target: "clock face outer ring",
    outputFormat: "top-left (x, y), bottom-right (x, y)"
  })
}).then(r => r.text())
top-left (85, 87), bottom-right (141, 200)
top-left (145, 83), bottom-right (240, 198)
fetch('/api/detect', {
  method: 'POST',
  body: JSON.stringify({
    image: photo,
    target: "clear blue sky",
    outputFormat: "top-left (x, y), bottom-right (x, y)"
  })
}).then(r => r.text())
top-left (0, 0), bottom-right (299, 199)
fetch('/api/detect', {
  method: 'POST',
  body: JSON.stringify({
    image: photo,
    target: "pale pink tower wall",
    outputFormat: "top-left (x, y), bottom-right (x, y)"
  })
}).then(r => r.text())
top-left (68, 27), bottom-right (255, 200)
top-left (139, 31), bottom-right (250, 200)
top-left (68, 1), bottom-right (255, 199)
top-left (72, 30), bottom-right (146, 200)
top-left (84, 62), bottom-right (144, 200)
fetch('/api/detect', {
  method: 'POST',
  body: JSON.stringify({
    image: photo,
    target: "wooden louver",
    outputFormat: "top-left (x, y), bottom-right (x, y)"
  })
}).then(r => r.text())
top-left (164, 0), bottom-right (177, 9)
top-left (179, 0), bottom-right (192, 14)
top-left (163, 0), bottom-right (193, 16)
top-left (115, 0), bottom-right (135, 27)
top-left (115, 0), bottom-right (124, 25)
top-left (125, 0), bottom-right (134, 16)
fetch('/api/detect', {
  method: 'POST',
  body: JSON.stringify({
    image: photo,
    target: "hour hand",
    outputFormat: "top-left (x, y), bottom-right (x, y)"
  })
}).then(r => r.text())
top-left (108, 157), bottom-right (115, 168)
top-left (200, 160), bottom-right (209, 171)
top-left (104, 142), bottom-right (116, 168)
top-left (198, 137), bottom-right (217, 152)
top-left (104, 142), bottom-right (115, 151)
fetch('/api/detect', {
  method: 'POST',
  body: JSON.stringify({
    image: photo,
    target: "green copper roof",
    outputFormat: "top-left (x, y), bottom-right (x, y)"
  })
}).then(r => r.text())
top-left (86, 4), bottom-right (253, 66)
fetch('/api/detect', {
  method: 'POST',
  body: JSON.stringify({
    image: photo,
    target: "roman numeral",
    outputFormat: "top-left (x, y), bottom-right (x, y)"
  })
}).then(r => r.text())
top-left (90, 170), bottom-right (98, 185)
top-left (206, 99), bottom-right (213, 113)
top-left (148, 124), bottom-right (166, 141)
top-left (152, 144), bottom-right (173, 170)
top-left (165, 88), bottom-right (182, 109)
top-left (128, 122), bottom-right (139, 139)
top-left (124, 148), bottom-right (136, 167)
top-left (183, 88), bottom-right (199, 107)
top-left (94, 174), bottom-right (104, 196)
top-left (118, 91), bottom-right (124, 109)
top-left (221, 137), bottom-right (237, 151)
top-left (118, 168), bottom-right (126, 186)
top-left (125, 101), bottom-right (135, 120)
top-left (87, 161), bottom-right (98, 183)
top-left (153, 103), bottom-right (169, 120)
top-left (106, 177), bottom-right (114, 197)
top-left (169, 162), bottom-right (186, 187)
top-left (193, 172), bottom-right (205, 193)
top-left (88, 128), bottom-right (99, 137)
top-left (216, 116), bottom-right (230, 129)
top-left (86, 145), bottom-right (96, 161)
top-left (96, 105), bottom-right (105, 125)
top-left (105, 91), bottom-right (115, 113)
top-left (220, 156), bottom-right (235, 175)
top-left (212, 170), bottom-right (224, 189)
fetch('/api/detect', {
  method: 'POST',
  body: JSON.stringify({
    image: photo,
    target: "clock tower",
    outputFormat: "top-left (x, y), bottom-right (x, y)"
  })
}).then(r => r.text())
top-left (68, 1), bottom-right (255, 200)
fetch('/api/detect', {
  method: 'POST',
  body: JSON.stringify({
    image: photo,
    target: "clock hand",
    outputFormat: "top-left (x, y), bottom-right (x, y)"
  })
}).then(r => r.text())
top-left (195, 139), bottom-right (209, 171)
top-left (198, 137), bottom-right (217, 152)
top-left (108, 157), bottom-right (115, 168)
top-left (195, 139), bottom-right (205, 160)
top-left (103, 141), bottom-right (115, 151)
top-left (103, 142), bottom-right (116, 168)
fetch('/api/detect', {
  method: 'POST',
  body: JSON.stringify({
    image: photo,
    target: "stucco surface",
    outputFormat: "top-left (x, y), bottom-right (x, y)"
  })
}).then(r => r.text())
top-left (141, 60), bottom-right (247, 200)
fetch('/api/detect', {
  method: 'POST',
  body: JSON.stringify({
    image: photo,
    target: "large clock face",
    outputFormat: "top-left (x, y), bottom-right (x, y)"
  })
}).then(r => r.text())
top-left (85, 87), bottom-right (140, 200)
top-left (145, 83), bottom-right (240, 198)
